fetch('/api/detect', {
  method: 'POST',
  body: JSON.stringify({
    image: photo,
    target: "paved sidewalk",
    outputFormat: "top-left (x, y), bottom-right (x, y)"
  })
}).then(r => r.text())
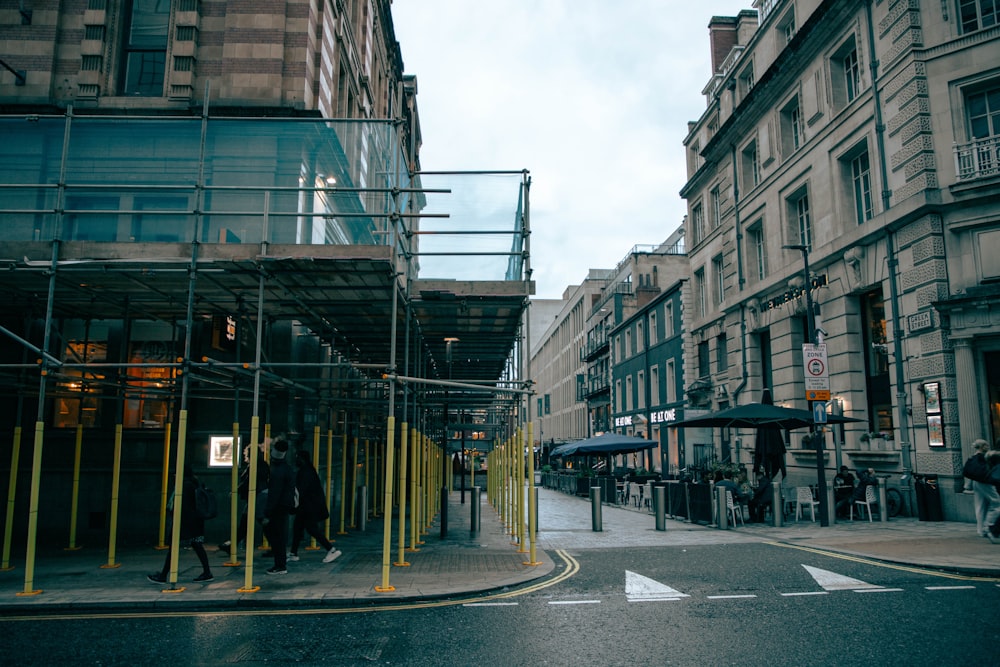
top-left (0, 486), bottom-right (997, 613)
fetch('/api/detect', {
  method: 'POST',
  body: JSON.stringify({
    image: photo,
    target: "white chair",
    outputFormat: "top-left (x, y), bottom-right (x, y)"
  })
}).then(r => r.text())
top-left (795, 486), bottom-right (819, 522)
top-left (642, 482), bottom-right (652, 510)
top-left (852, 484), bottom-right (878, 522)
top-left (628, 482), bottom-right (642, 508)
top-left (726, 491), bottom-right (745, 526)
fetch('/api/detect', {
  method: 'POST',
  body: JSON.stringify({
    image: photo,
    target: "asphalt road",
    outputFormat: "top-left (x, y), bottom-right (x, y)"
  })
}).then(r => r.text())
top-left (4, 542), bottom-right (997, 666)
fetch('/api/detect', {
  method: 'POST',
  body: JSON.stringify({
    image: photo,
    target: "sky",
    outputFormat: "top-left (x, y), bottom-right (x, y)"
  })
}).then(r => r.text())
top-left (391, 1), bottom-right (754, 299)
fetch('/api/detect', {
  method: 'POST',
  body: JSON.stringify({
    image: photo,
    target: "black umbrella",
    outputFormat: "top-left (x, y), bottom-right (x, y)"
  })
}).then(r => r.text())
top-left (671, 402), bottom-right (861, 430)
top-left (550, 432), bottom-right (655, 457)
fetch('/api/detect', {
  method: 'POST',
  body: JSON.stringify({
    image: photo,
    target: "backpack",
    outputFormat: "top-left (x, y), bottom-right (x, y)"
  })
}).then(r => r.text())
top-left (962, 455), bottom-right (989, 483)
top-left (194, 482), bottom-right (218, 520)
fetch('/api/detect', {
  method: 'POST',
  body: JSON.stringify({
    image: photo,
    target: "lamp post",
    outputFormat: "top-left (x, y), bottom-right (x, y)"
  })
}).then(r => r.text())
top-left (784, 244), bottom-right (829, 527)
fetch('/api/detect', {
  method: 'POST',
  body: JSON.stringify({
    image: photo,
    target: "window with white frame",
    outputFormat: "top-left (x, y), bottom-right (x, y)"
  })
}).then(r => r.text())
top-left (637, 371), bottom-right (645, 410)
top-left (842, 142), bottom-right (875, 224)
top-left (626, 375), bottom-right (634, 411)
top-left (615, 379), bottom-right (623, 413)
top-left (780, 95), bottom-right (803, 158)
top-left (739, 61), bottom-right (755, 100)
top-left (649, 311), bottom-right (658, 345)
top-left (636, 321), bottom-right (644, 353)
top-left (710, 186), bottom-right (722, 229)
top-left (957, 83), bottom-right (1000, 180)
top-left (742, 139), bottom-right (760, 190)
top-left (787, 186), bottom-right (812, 252)
top-left (625, 329), bottom-right (632, 358)
top-left (959, 0), bottom-right (1000, 34)
top-left (777, 7), bottom-right (796, 45)
top-left (665, 301), bottom-right (674, 337)
top-left (694, 268), bottom-right (707, 318)
top-left (968, 85), bottom-right (1000, 139)
top-left (747, 220), bottom-right (767, 282)
top-left (691, 202), bottom-right (705, 245)
top-left (831, 35), bottom-right (862, 110)
top-left (712, 255), bottom-right (725, 305)
top-left (650, 365), bottom-right (660, 405)
top-left (666, 359), bottom-right (676, 403)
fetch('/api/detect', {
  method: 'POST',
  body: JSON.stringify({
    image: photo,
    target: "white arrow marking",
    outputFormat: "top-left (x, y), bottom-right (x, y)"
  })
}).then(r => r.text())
top-left (626, 570), bottom-right (690, 602)
top-left (802, 564), bottom-right (882, 591)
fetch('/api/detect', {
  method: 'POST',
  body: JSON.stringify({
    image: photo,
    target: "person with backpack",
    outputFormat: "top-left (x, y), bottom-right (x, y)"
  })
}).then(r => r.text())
top-left (148, 464), bottom-right (214, 584)
top-left (262, 435), bottom-right (296, 574)
top-left (963, 438), bottom-right (999, 538)
top-left (288, 449), bottom-right (341, 564)
top-left (219, 442), bottom-right (270, 556)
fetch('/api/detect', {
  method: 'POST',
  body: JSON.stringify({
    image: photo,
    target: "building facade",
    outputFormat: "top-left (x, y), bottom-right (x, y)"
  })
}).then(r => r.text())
top-left (680, 0), bottom-right (1000, 520)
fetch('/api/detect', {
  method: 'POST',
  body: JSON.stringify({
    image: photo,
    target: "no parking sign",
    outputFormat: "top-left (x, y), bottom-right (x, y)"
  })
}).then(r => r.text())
top-left (802, 343), bottom-right (830, 401)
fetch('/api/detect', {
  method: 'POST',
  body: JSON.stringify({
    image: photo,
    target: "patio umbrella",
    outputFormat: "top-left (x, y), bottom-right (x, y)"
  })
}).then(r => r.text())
top-left (670, 402), bottom-right (861, 430)
top-left (550, 432), bottom-right (656, 457)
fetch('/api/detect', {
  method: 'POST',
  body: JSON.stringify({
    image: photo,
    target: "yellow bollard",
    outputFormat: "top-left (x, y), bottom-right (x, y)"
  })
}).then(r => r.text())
top-left (324, 426), bottom-right (335, 543)
top-left (395, 422), bottom-right (410, 566)
top-left (1, 425), bottom-right (24, 571)
top-left (101, 424), bottom-right (124, 568)
top-left (223, 421), bottom-right (242, 567)
top-left (375, 416), bottom-right (397, 592)
top-left (524, 421), bottom-right (540, 566)
top-left (238, 416), bottom-right (261, 593)
top-left (155, 423), bottom-right (171, 550)
top-left (306, 425), bottom-right (321, 550)
top-left (65, 423), bottom-right (84, 551)
top-left (18, 420), bottom-right (46, 596)
top-left (338, 429), bottom-right (348, 535)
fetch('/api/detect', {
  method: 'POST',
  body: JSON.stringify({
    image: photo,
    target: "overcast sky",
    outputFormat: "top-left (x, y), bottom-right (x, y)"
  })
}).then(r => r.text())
top-left (391, 1), bottom-right (753, 299)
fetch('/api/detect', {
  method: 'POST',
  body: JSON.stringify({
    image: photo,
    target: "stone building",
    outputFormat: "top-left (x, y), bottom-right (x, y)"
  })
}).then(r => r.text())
top-left (680, 0), bottom-right (1000, 520)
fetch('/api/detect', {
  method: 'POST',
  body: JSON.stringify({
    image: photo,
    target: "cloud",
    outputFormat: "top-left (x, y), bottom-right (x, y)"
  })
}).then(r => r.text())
top-left (392, 1), bottom-right (752, 297)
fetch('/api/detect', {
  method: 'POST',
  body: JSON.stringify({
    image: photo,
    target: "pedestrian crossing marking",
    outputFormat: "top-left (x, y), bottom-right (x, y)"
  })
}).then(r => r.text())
top-left (625, 570), bottom-right (689, 601)
top-left (802, 564), bottom-right (882, 591)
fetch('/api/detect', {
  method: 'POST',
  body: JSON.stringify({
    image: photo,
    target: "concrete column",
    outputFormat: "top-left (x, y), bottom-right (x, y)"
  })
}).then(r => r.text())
top-left (954, 338), bottom-right (980, 461)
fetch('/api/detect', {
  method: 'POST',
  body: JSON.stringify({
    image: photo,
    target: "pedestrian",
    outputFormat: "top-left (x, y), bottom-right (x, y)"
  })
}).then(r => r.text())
top-left (148, 464), bottom-right (214, 584)
top-left (963, 439), bottom-right (999, 537)
top-left (260, 435), bottom-right (296, 574)
top-left (288, 449), bottom-right (342, 564)
top-left (985, 450), bottom-right (1000, 544)
top-left (835, 468), bottom-right (876, 518)
top-left (833, 466), bottom-right (856, 518)
top-left (219, 442), bottom-right (270, 556)
top-left (747, 475), bottom-right (773, 523)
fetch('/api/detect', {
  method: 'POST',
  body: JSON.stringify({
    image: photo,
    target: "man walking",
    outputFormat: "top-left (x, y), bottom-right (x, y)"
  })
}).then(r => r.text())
top-left (262, 435), bottom-right (296, 574)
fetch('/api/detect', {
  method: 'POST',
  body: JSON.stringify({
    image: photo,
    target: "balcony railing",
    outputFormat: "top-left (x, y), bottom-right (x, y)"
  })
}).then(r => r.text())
top-left (955, 136), bottom-right (1000, 181)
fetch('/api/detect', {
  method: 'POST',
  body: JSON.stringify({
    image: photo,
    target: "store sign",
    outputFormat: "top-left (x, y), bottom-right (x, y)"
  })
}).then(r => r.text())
top-left (616, 409), bottom-right (677, 428)
top-left (765, 274), bottom-right (827, 310)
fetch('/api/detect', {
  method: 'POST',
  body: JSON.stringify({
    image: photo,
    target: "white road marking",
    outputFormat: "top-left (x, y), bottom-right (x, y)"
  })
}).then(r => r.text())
top-left (463, 602), bottom-right (520, 606)
top-left (625, 570), bottom-right (690, 602)
top-left (925, 586), bottom-right (976, 591)
top-left (802, 564), bottom-right (882, 591)
top-left (781, 591), bottom-right (829, 596)
top-left (548, 600), bottom-right (601, 605)
top-left (853, 588), bottom-right (903, 593)
top-left (707, 594), bottom-right (757, 599)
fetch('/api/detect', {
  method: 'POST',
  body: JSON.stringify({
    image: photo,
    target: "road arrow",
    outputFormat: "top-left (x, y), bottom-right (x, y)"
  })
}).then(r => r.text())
top-left (625, 570), bottom-right (690, 601)
top-left (802, 564), bottom-right (882, 591)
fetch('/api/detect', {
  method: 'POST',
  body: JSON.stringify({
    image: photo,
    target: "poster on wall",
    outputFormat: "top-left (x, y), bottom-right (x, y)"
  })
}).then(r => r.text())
top-left (927, 415), bottom-right (945, 448)
top-left (923, 381), bottom-right (941, 414)
top-left (209, 435), bottom-right (238, 467)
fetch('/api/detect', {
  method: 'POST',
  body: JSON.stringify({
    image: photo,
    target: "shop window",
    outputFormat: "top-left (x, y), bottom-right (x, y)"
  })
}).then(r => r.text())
top-left (861, 290), bottom-right (893, 436)
top-left (54, 338), bottom-right (108, 429)
top-left (124, 340), bottom-right (175, 428)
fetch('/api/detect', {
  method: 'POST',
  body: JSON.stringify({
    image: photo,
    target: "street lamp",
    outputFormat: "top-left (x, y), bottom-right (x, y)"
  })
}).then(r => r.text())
top-left (784, 244), bottom-right (829, 527)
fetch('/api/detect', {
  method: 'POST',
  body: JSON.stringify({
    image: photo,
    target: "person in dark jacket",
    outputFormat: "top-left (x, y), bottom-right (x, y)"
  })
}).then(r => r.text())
top-left (986, 450), bottom-right (1000, 544)
top-left (288, 449), bottom-right (341, 563)
top-left (219, 442), bottom-right (270, 555)
top-left (148, 464), bottom-right (213, 584)
top-left (262, 436), bottom-right (296, 574)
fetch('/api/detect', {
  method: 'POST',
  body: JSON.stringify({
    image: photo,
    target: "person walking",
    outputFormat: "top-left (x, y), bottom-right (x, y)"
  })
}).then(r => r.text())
top-left (288, 449), bottom-right (341, 564)
top-left (963, 439), bottom-right (999, 537)
top-left (148, 464), bottom-right (214, 584)
top-left (219, 442), bottom-right (269, 556)
top-left (262, 435), bottom-right (296, 574)
top-left (985, 450), bottom-right (1000, 544)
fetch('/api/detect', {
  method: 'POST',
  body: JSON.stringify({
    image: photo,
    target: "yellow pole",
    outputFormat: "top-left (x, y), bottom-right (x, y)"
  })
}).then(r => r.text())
top-left (364, 438), bottom-right (371, 520)
top-left (238, 415), bottom-right (261, 593)
top-left (260, 423), bottom-right (270, 551)
top-left (306, 425), bottom-right (321, 550)
top-left (1, 425), bottom-right (23, 571)
top-left (408, 427), bottom-right (419, 551)
top-left (66, 423), bottom-right (84, 551)
top-left (349, 435), bottom-right (359, 528)
top-left (224, 422), bottom-right (241, 566)
top-left (517, 426), bottom-right (527, 552)
top-left (375, 416), bottom-right (397, 592)
top-left (18, 421), bottom-right (46, 596)
top-left (161, 409), bottom-right (190, 591)
top-left (101, 424), bottom-right (124, 568)
top-left (395, 422), bottom-right (410, 566)
top-left (324, 426), bottom-right (334, 543)
top-left (525, 421), bottom-right (540, 565)
top-left (156, 423), bottom-right (171, 549)
top-left (338, 429), bottom-right (348, 535)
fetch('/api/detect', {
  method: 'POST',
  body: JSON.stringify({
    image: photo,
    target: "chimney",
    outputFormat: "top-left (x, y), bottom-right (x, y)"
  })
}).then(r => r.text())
top-left (708, 16), bottom-right (739, 74)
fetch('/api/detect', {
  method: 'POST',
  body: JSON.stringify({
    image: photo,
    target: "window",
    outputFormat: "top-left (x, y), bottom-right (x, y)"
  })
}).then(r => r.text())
top-left (788, 188), bottom-right (812, 252)
top-left (666, 360), bottom-right (676, 403)
top-left (649, 311), bottom-right (658, 345)
top-left (694, 268), bottom-right (707, 318)
top-left (747, 220), bottom-right (767, 282)
top-left (120, 0), bottom-right (170, 96)
top-left (777, 7), bottom-right (796, 45)
top-left (832, 36), bottom-right (862, 109)
top-left (665, 301), bottom-right (674, 337)
top-left (615, 379), bottom-right (623, 413)
top-left (625, 329), bottom-right (632, 358)
top-left (739, 62), bottom-right (755, 99)
top-left (959, 0), bottom-right (1000, 34)
top-left (848, 146), bottom-right (875, 224)
top-left (698, 340), bottom-right (710, 378)
top-left (691, 203), bottom-right (705, 245)
top-left (625, 375), bottom-right (634, 411)
top-left (710, 187), bottom-right (722, 229)
top-left (741, 140), bottom-right (760, 190)
top-left (968, 86), bottom-right (1000, 139)
top-left (716, 332), bottom-right (728, 372)
top-left (650, 365), bottom-right (660, 406)
top-left (636, 321), bottom-right (644, 353)
top-left (637, 371), bottom-right (646, 410)
top-left (712, 255), bottom-right (725, 305)
top-left (780, 95), bottom-right (803, 157)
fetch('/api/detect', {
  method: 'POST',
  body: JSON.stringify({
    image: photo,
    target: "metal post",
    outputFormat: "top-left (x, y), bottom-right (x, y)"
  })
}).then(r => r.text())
top-left (716, 485), bottom-right (728, 530)
top-left (357, 486), bottom-right (368, 532)
top-left (772, 480), bottom-right (783, 527)
top-left (654, 485), bottom-right (666, 531)
top-left (590, 486), bottom-right (602, 532)
top-left (471, 486), bottom-right (480, 534)
top-left (878, 477), bottom-right (888, 523)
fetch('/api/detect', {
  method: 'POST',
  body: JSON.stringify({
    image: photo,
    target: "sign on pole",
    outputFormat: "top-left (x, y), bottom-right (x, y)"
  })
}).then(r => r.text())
top-left (802, 343), bottom-right (830, 401)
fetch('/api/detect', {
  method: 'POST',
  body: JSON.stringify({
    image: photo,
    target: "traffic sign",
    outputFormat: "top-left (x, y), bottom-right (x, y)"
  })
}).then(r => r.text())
top-left (813, 402), bottom-right (828, 424)
top-left (802, 343), bottom-right (830, 401)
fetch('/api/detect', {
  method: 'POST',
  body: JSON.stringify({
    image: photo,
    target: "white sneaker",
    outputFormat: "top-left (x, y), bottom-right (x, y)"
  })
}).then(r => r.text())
top-left (323, 548), bottom-right (342, 563)
top-left (286, 553), bottom-right (300, 562)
